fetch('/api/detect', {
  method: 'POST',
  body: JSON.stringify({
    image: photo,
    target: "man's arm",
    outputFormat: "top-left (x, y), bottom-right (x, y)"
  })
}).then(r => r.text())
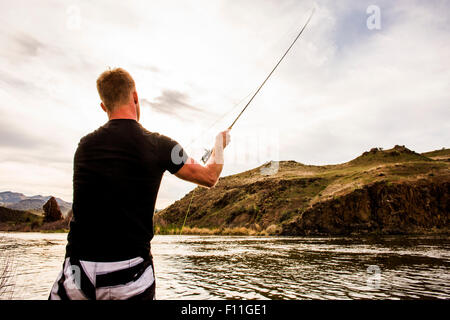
top-left (175, 130), bottom-right (230, 188)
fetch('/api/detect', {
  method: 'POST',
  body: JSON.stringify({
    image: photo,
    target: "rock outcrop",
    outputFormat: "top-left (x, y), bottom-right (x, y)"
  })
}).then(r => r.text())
top-left (281, 180), bottom-right (449, 235)
top-left (43, 197), bottom-right (63, 222)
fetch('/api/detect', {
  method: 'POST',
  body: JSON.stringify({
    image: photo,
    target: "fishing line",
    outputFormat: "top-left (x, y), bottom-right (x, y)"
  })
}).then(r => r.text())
top-left (156, 92), bottom-right (252, 237)
top-left (162, 8), bottom-right (316, 236)
top-left (187, 91), bottom-right (253, 148)
top-left (227, 7), bottom-right (315, 131)
top-left (179, 188), bottom-right (196, 235)
top-left (185, 9), bottom-right (315, 151)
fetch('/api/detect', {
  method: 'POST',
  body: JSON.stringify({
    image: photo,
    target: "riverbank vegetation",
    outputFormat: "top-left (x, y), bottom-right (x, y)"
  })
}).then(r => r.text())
top-left (0, 206), bottom-right (70, 232)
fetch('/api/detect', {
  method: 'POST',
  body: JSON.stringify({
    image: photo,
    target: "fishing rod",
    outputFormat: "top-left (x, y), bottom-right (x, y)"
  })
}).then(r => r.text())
top-left (201, 7), bottom-right (315, 164)
top-left (175, 8), bottom-right (316, 236)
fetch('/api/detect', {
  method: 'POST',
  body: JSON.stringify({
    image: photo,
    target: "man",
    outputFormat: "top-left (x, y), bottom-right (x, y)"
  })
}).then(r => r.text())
top-left (49, 68), bottom-right (230, 300)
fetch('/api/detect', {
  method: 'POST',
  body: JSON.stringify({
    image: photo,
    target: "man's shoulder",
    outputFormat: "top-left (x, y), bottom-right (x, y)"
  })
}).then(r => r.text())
top-left (78, 124), bottom-right (107, 145)
top-left (138, 125), bottom-right (173, 144)
top-left (77, 121), bottom-right (175, 147)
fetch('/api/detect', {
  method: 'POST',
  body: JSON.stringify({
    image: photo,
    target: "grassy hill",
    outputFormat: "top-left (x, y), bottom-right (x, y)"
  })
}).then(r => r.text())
top-left (422, 148), bottom-right (450, 160)
top-left (0, 206), bottom-right (70, 232)
top-left (155, 145), bottom-right (449, 236)
top-left (0, 206), bottom-right (42, 226)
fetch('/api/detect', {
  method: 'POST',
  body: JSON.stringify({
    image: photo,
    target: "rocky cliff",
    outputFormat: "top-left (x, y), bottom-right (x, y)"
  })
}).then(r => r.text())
top-left (281, 179), bottom-right (449, 235)
top-left (43, 197), bottom-right (63, 222)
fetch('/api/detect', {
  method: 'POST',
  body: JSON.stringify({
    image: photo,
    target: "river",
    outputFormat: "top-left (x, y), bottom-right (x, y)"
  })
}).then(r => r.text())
top-left (0, 232), bottom-right (449, 300)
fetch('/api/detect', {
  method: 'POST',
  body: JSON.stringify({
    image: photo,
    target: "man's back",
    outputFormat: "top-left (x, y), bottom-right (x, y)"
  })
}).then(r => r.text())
top-left (50, 68), bottom-right (228, 300)
top-left (66, 119), bottom-right (186, 262)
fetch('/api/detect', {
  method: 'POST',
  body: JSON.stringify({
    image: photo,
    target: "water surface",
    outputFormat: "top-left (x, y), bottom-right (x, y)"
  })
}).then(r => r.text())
top-left (0, 232), bottom-right (449, 299)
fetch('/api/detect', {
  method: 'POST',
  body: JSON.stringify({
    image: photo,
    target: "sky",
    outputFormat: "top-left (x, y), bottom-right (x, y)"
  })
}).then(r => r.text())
top-left (0, 0), bottom-right (449, 208)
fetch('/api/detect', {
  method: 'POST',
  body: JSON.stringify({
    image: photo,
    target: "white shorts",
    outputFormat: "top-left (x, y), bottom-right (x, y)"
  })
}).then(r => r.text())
top-left (49, 256), bottom-right (155, 300)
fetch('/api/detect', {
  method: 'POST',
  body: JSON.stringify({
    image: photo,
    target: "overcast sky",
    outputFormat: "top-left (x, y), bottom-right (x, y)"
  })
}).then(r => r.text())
top-left (0, 0), bottom-right (449, 208)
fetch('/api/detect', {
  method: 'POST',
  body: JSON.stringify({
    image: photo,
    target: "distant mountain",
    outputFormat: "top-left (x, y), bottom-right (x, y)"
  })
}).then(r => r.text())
top-left (0, 191), bottom-right (27, 206)
top-left (0, 191), bottom-right (72, 215)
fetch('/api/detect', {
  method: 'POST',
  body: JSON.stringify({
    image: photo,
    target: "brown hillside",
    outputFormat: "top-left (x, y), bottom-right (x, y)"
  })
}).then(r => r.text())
top-left (155, 146), bottom-right (450, 235)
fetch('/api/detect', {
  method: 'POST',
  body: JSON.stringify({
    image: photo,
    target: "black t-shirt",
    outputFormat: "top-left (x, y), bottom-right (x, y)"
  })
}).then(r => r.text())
top-left (66, 119), bottom-right (188, 261)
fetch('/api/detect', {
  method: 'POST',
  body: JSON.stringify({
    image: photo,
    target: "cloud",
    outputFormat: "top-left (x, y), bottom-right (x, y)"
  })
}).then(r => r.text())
top-left (142, 90), bottom-right (207, 119)
top-left (0, 30), bottom-right (46, 65)
top-left (0, 105), bottom-right (73, 165)
top-left (134, 64), bottom-right (160, 73)
top-left (0, 71), bottom-right (31, 90)
top-left (12, 32), bottom-right (44, 57)
top-left (0, 118), bottom-right (42, 149)
top-left (0, 0), bottom-right (449, 205)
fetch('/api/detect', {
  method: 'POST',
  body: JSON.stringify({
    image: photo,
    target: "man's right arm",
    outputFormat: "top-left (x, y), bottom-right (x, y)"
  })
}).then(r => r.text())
top-left (175, 130), bottom-right (230, 188)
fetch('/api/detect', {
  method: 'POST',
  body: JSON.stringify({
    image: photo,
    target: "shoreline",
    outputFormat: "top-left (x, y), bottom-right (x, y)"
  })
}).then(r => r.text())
top-left (2, 223), bottom-right (449, 236)
top-left (155, 225), bottom-right (450, 237)
top-left (1, 230), bottom-right (450, 237)
top-left (1, 224), bottom-right (449, 236)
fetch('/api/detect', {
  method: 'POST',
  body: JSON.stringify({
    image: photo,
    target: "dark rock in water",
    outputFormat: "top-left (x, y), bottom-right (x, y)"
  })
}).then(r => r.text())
top-left (43, 197), bottom-right (63, 222)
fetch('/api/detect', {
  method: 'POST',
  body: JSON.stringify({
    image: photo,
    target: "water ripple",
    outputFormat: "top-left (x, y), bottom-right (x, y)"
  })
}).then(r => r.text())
top-left (1, 233), bottom-right (449, 300)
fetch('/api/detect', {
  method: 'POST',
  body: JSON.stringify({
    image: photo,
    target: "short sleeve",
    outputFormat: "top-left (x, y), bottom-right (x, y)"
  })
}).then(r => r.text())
top-left (158, 134), bottom-right (189, 174)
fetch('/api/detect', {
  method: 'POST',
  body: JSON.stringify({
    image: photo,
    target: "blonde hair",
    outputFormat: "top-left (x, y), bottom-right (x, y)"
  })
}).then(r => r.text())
top-left (96, 68), bottom-right (135, 111)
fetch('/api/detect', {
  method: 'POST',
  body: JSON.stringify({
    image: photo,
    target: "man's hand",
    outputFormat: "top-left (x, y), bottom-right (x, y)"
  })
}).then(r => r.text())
top-left (213, 129), bottom-right (230, 165)
top-left (175, 129), bottom-right (231, 188)
top-left (216, 129), bottom-right (231, 150)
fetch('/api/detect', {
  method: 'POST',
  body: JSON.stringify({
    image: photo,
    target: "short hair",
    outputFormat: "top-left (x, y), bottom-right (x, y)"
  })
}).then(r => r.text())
top-left (96, 68), bottom-right (135, 111)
